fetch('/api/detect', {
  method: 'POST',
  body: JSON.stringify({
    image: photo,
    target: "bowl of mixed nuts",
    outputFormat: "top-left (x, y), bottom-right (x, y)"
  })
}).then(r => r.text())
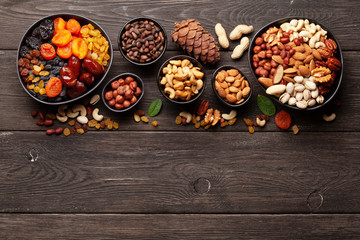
top-left (248, 17), bottom-right (343, 110)
top-left (17, 13), bottom-right (113, 105)
top-left (118, 17), bottom-right (167, 66)
top-left (102, 73), bottom-right (144, 113)
top-left (212, 65), bottom-right (252, 107)
top-left (157, 55), bottom-right (206, 104)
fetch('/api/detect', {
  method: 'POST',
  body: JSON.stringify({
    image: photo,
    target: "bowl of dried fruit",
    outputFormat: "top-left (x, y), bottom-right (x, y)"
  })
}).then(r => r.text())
top-left (157, 55), bottom-right (206, 104)
top-left (118, 17), bottom-right (167, 66)
top-left (248, 17), bottom-right (343, 110)
top-left (102, 73), bottom-right (144, 113)
top-left (17, 13), bottom-right (113, 105)
top-left (212, 65), bottom-right (252, 107)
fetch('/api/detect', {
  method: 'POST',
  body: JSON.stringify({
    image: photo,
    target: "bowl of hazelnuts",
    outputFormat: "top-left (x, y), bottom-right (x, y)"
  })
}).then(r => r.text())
top-left (101, 73), bottom-right (144, 112)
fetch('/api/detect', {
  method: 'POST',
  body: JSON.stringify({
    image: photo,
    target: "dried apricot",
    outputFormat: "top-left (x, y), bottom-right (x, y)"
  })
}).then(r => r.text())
top-left (71, 38), bottom-right (88, 59)
top-left (45, 77), bottom-right (62, 97)
top-left (275, 110), bottom-right (292, 130)
top-left (57, 42), bottom-right (72, 59)
top-left (52, 29), bottom-right (72, 47)
top-left (54, 17), bottom-right (66, 35)
top-left (66, 19), bottom-right (81, 35)
top-left (40, 43), bottom-right (56, 60)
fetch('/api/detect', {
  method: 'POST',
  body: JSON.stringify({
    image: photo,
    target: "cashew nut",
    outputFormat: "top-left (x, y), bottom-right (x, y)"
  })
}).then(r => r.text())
top-left (72, 104), bottom-right (87, 116)
top-left (315, 41), bottom-right (326, 49)
top-left (196, 80), bottom-right (203, 91)
top-left (309, 31), bottom-right (321, 48)
top-left (58, 104), bottom-right (68, 117)
top-left (192, 68), bottom-right (204, 79)
top-left (299, 30), bottom-right (312, 38)
top-left (322, 113), bottom-right (336, 122)
top-left (169, 59), bottom-right (181, 66)
top-left (164, 87), bottom-right (175, 99)
top-left (56, 113), bottom-right (68, 123)
top-left (290, 19), bottom-right (298, 27)
top-left (77, 116), bottom-right (88, 125)
top-left (295, 19), bottom-right (304, 31)
top-left (221, 110), bottom-right (237, 120)
top-left (92, 108), bottom-right (103, 121)
top-left (160, 77), bottom-right (167, 85)
top-left (90, 94), bottom-right (100, 105)
top-left (66, 108), bottom-right (79, 118)
top-left (256, 117), bottom-right (266, 127)
top-left (179, 111), bottom-right (192, 123)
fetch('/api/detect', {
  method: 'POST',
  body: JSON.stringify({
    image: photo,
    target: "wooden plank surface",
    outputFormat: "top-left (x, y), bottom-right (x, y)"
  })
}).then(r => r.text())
top-left (1, 50), bottom-right (359, 132)
top-left (1, 131), bottom-right (359, 213)
top-left (1, 0), bottom-right (360, 238)
top-left (0, 214), bottom-right (359, 240)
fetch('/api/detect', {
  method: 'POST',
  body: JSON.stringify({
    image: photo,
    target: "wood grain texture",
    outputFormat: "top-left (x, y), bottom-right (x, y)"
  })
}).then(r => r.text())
top-left (2, 50), bottom-right (359, 131)
top-left (0, 214), bottom-right (359, 240)
top-left (0, 131), bottom-right (359, 213)
top-left (1, 0), bottom-right (359, 50)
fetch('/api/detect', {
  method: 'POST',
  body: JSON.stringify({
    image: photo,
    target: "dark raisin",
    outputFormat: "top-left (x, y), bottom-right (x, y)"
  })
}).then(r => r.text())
top-left (39, 19), bottom-right (54, 41)
top-left (31, 27), bottom-right (41, 38)
top-left (26, 36), bottom-right (42, 50)
top-left (50, 66), bottom-right (61, 75)
top-left (19, 45), bottom-right (30, 58)
top-left (44, 64), bottom-right (52, 70)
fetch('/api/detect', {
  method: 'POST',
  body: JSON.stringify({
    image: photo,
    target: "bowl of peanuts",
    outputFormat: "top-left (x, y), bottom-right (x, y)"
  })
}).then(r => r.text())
top-left (212, 65), bottom-right (252, 107)
top-left (248, 17), bottom-right (343, 110)
top-left (157, 55), bottom-right (206, 104)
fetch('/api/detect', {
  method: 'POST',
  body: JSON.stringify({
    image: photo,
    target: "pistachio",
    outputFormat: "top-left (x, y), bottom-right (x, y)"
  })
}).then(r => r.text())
top-left (295, 92), bottom-right (304, 101)
top-left (286, 82), bottom-right (294, 94)
top-left (294, 84), bottom-right (305, 92)
top-left (311, 89), bottom-right (319, 98)
top-left (307, 98), bottom-right (316, 107)
top-left (288, 97), bottom-right (296, 106)
top-left (294, 76), bottom-right (304, 83)
top-left (305, 81), bottom-right (316, 90)
top-left (316, 95), bottom-right (324, 104)
top-left (296, 100), bottom-right (307, 109)
top-left (303, 89), bottom-right (311, 101)
top-left (279, 92), bottom-right (290, 104)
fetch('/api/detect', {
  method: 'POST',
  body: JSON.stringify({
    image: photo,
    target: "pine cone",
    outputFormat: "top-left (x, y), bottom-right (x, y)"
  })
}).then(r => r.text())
top-left (171, 19), bottom-right (220, 65)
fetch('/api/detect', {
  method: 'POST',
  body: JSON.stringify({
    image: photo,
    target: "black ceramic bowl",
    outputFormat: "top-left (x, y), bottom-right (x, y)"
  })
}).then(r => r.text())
top-left (212, 65), bottom-right (252, 108)
top-left (16, 13), bottom-right (113, 105)
top-left (248, 17), bottom-right (343, 110)
top-left (118, 17), bottom-right (167, 66)
top-left (101, 73), bottom-right (144, 113)
top-left (157, 55), bottom-right (206, 104)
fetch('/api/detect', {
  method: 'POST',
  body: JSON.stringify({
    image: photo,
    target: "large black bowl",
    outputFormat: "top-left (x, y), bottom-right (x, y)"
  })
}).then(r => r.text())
top-left (16, 13), bottom-right (113, 105)
top-left (248, 17), bottom-right (343, 110)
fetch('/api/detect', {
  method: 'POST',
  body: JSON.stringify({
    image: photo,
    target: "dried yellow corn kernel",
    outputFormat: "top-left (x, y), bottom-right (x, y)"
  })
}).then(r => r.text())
top-left (39, 88), bottom-right (46, 95)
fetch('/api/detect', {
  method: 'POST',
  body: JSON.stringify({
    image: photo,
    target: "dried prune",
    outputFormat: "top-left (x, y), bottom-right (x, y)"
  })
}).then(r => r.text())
top-left (19, 46), bottom-right (30, 58)
top-left (31, 27), bottom-right (41, 38)
top-left (26, 36), bottom-right (42, 50)
top-left (39, 19), bottom-right (54, 41)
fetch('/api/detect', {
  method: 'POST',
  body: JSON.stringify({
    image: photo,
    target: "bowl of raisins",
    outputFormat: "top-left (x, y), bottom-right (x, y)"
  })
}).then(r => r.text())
top-left (17, 14), bottom-right (113, 105)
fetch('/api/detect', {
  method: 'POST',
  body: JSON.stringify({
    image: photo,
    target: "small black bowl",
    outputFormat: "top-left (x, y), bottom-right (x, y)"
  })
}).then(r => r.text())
top-left (16, 13), bottom-right (113, 105)
top-left (118, 17), bottom-right (167, 66)
top-left (157, 55), bottom-right (206, 104)
top-left (248, 17), bottom-right (343, 111)
top-left (212, 65), bottom-right (252, 107)
top-left (101, 73), bottom-right (144, 113)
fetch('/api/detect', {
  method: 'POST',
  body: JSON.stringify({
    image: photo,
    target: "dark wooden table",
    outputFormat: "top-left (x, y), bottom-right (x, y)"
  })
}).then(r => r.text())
top-left (1, 0), bottom-right (360, 239)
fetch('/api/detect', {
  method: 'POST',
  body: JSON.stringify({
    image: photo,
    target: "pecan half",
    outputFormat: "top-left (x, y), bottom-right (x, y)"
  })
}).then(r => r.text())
top-left (325, 39), bottom-right (337, 53)
top-left (197, 100), bottom-right (209, 116)
top-left (326, 56), bottom-right (341, 72)
top-left (317, 46), bottom-right (333, 59)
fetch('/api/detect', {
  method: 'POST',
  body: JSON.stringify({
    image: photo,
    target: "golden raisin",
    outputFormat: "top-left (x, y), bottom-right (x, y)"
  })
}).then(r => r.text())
top-left (77, 128), bottom-right (85, 134)
top-left (248, 126), bottom-right (255, 134)
top-left (88, 119), bottom-right (97, 127)
top-left (221, 121), bottom-right (229, 128)
top-left (63, 128), bottom-right (71, 136)
top-left (68, 120), bottom-right (75, 126)
top-left (243, 118), bottom-right (253, 126)
top-left (107, 122), bottom-right (113, 130)
top-left (229, 118), bottom-right (237, 126)
top-left (141, 116), bottom-right (149, 123)
top-left (195, 122), bottom-right (201, 129)
top-left (192, 114), bottom-right (197, 124)
top-left (292, 125), bottom-right (299, 135)
top-left (204, 124), bottom-right (211, 129)
top-left (152, 121), bottom-right (158, 127)
top-left (95, 123), bottom-right (101, 129)
top-left (175, 116), bottom-right (182, 125)
top-left (113, 122), bottom-right (119, 129)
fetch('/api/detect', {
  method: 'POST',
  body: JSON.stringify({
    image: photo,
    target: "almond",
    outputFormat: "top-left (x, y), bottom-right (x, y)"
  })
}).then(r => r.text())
top-left (283, 76), bottom-right (295, 83)
top-left (285, 73), bottom-right (297, 78)
top-left (258, 77), bottom-right (274, 88)
top-left (299, 65), bottom-right (310, 77)
top-left (272, 55), bottom-right (283, 64)
top-left (219, 81), bottom-right (228, 89)
top-left (278, 42), bottom-right (285, 50)
top-left (304, 55), bottom-right (313, 64)
top-left (303, 43), bottom-right (312, 56)
top-left (229, 86), bottom-right (239, 93)
top-left (293, 52), bottom-right (306, 61)
top-left (227, 69), bottom-right (239, 77)
top-left (312, 49), bottom-right (322, 60)
top-left (273, 65), bottom-right (284, 84)
top-left (294, 46), bottom-right (305, 53)
top-left (295, 61), bottom-right (302, 69)
top-left (226, 94), bottom-right (237, 103)
top-left (242, 87), bottom-right (251, 97)
top-left (225, 76), bottom-right (235, 83)
top-left (218, 87), bottom-right (226, 98)
top-left (289, 57), bottom-right (296, 66)
top-left (309, 59), bottom-right (315, 71)
top-left (283, 68), bottom-right (297, 74)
